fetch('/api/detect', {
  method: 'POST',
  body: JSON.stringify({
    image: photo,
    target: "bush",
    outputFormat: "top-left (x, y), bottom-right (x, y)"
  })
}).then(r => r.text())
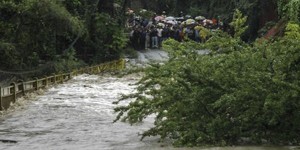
top-left (114, 22), bottom-right (300, 146)
top-left (51, 48), bottom-right (86, 73)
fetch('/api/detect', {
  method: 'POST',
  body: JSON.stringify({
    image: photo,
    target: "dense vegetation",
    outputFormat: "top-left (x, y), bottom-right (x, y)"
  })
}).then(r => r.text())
top-left (114, 3), bottom-right (300, 148)
top-left (0, 0), bottom-right (127, 77)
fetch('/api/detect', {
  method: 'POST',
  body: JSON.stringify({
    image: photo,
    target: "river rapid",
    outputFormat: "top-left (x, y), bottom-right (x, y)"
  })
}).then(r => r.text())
top-left (0, 50), bottom-right (298, 150)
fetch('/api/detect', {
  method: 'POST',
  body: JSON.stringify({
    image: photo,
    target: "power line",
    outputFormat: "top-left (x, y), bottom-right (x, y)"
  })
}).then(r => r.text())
top-left (0, 63), bottom-right (53, 75)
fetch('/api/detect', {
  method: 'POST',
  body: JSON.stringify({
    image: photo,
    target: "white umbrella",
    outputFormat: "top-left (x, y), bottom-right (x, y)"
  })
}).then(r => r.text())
top-left (195, 16), bottom-right (205, 20)
top-left (203, 19), bottom-right (213, 24)
top-left (139, 9), bottom-right (147, 13)
top-left (166, 20), bottom-right (176, 25)
top-left (165, 16), bottom-right (176, 21)
top-left (176, 17), bottom-right (185, 21)
top-left (157, 22), bottom-right (165, 28)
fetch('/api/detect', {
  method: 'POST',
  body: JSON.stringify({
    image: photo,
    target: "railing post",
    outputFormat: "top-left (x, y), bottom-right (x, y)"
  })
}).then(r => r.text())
top-left (34, 78), bottom-right (39, 91)
top-left (59, 74), bottom-right (62, 83)
top-left (10, 82), bottom-right (17, 103)
top-left (72, 70), bottom-right (76, 76)
top-left (49, 76), bottom-right (53, 85)
top-left (45, 76), bottom-right (48, 87)
top-left (61, 74), bottom-right (65, 82)
top-left (57, 74), bottom-right (60, 83)
top-left (121, 59), bottom-right (126, 69)
top-left (68, 73), bottom-right (72, 80)
top-left (53, 74), bottom-right (57, 84)
top-left (18, 80), bottom-right (25, 96)
top-left (0, 86), bottom-right (2, 111)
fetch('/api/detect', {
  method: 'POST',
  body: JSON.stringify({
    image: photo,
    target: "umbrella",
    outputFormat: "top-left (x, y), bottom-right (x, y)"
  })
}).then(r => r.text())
top-left (185, 15), bottom-right (192, 19)
top-left (166, 20), bottom-right (176, 25)
top-left (176, 17), bottom-right (185, 22)
top-left (139, 9), bottom-right (147, 13)
top-left (126, 9), bottom-right (134, 14)
top-left (194, 25), bottom-right (204, 31)
top-left (165, 16), bottom-right (176, 21)
top-left (195, 16), bottom-right (205, 20)
top-left (157, 22), bottom-right (165, 28)
top-left (180, 21), bottom-right (187, 26)
top-left (155, 16), bottom-right (165, 21)
top-left (194, 25), bottom-right (202, 31)
top-left (203, 19), bottom-right (213, 24)
top-left (186, 19), bottom-right (196, 25)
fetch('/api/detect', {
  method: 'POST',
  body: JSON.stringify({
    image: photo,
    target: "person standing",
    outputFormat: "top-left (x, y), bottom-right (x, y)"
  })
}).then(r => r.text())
top-left (161, 11), bottom-right (167, 18)
top-left (157, 26), bottom-right (163, 48)
top-left (145, 27), bottom-right (150, 50)
top-left (162, 25), bottom-right (169, 42)
top-left (149, 26), bottom-right (158, 48)
top-left (152, 13), bottom-right (157, 25)
top-left (140, 28), bottom-right (147, 50)
top-left (132, 27), bottom-right (141, 50)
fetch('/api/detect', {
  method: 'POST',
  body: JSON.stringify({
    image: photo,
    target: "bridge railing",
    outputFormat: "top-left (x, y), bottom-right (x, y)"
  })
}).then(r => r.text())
top-left (0, 59), bottom-right (125, 111)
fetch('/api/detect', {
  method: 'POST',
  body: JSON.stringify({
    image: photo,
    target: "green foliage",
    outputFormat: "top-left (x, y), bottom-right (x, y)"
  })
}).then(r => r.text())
top-left (52, 48), bottom-right (85, 73)
top-left (61, 0), bottom-right (84, 16)
top-left (0, 0), bottom-right (127, 75)
top-left (230, 9), bottom-right (248, 39)
top-left (196, 26), bottom-right (210, 42)
top-left (88, 13), bottom-right (128, 64)
top-left (187, 6), bottom-right (206, 17)
top-left (204, 30), bottom-right (246, 54)
top-left (285, 22), bottom-right (300, 40)
top-left (277, 0), bottom-right (300, 22)
top-left (0, 0), bottom-right (84, 70)
top-left (0, 41), bottom-right (20, 69)
top-left (136, 9), bottom-right (155, 19)
top-left (257, 21), bottom-right (277, 37)
top-left (114, 23), bottom-right (300, 146)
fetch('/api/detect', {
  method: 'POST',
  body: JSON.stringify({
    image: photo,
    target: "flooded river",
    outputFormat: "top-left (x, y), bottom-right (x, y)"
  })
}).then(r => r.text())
top-left (0, 50), bottom-right (299, 150)
top-left (0, 74), bottom-right (159, 150)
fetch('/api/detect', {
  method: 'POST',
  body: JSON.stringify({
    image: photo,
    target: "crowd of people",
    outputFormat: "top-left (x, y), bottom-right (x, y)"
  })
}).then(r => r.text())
top-left (127, 9), bottom-right (229, 51)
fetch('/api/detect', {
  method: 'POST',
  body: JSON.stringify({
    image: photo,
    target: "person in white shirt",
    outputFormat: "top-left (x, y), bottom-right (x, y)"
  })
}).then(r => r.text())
top-left (157, 27), bottom-right (163, 48)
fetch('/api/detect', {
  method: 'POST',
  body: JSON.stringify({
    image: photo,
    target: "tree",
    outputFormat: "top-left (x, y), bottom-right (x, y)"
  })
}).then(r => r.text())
top-left (0, 0), bottom-right (83, 70)
top-left (65, 0), bottom-right (127, 64)
top-left (277, 0), bottom-right (300, 22)
top-left (0, 0), bottom-right (127, 75)
top-left (114, 11), bottom-right (300, 146)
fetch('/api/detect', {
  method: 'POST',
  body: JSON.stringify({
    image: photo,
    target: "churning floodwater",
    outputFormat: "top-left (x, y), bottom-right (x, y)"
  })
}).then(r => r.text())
top-left (0, 50), bottom-right (298, 150)
top-left (0, 74), bottom-right (164, 150)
